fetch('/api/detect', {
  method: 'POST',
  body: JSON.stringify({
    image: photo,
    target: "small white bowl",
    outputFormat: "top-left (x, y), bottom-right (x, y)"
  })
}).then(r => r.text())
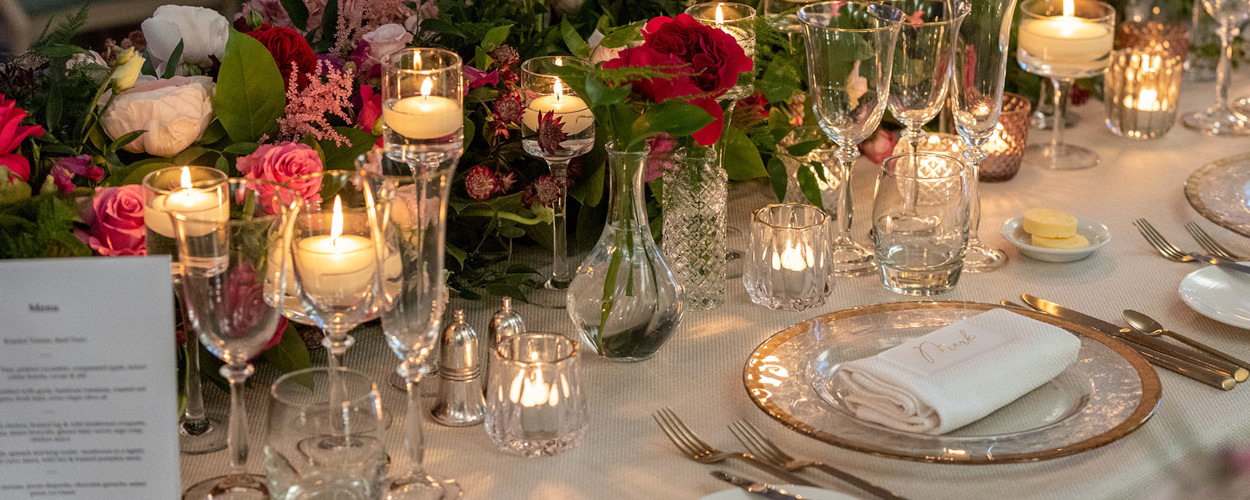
top-left (1000, 215), bottom-right (1111, 263)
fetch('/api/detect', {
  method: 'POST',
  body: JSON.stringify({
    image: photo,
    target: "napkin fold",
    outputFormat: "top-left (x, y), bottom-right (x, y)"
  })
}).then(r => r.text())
top-left (833, 309), bottom-right (1081, 435)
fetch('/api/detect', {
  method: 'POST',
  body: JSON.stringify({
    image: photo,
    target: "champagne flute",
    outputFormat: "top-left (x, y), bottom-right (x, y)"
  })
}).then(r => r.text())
top-left (949, 0), bottom-right (1018, 272)
top-left (798, 1), bottom-right (904, 277)
top-left (884, 0), bottom-right (969, 154)
top-left (1185, 0), bottom-right (1250, 135)
top-left (141, 165), bottom-right (229, 455)
top-left (520, 56), bottom-right (595, 295)
top-left (176, 178), bottom-right (302, 500)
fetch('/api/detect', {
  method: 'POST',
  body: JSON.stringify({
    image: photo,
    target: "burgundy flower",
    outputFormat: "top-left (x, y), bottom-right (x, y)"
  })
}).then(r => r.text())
top-left (489, 45), bottom-right (520, 68)
top-left (1070, 84), bottom-right (1091, 106)
top-left (535, 111), bottom-right (568, 155)
top-left (644, 134), bottom-right (679, 182)
top-left (464, 65), bottom-right (500, 90)
top-left (858, 128), bottom-right (898, 165)
top-left (639, 13), bottom-right (753, 96)
top-left (737, 91), bottom-right (770, 124)
top-left (527, 175), bottom-right (561, 208)
top-left (51, 155), bottom-right (104, 193)
top-left (357, 84), bottom-right (383, 133)
top-left (464, 165), bottom-right (498, 201)
top-left (492, 90), bottom-right (523, 124)
top-left (496, 171), bottom-right (517, 193)
top-left (248, 25), bottom-right (317, 90)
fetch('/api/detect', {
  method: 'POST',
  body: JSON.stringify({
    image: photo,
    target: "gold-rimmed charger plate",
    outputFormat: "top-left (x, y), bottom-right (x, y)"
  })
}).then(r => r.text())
top-left (1185, 152), bottom-right (1250, 238)
top-left (743, 301), bottom-right (1161, 464)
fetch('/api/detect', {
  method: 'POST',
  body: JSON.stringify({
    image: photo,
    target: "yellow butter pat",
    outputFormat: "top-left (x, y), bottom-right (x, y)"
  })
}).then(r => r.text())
top-left (1022, 209), bottom-right (1078, 238)
top-left (1031, 233), bottom-right (1089, 250)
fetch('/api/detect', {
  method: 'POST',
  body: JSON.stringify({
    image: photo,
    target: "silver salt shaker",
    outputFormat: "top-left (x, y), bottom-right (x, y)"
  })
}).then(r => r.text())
top-left (430, 310), bottom-right (486, 426)
top-left (488, 296), bottom-right (525, 346)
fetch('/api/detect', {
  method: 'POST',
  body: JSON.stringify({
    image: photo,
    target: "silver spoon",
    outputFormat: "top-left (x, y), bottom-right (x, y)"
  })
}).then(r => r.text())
top-left (1123, 309), bottom-right (1250, 382)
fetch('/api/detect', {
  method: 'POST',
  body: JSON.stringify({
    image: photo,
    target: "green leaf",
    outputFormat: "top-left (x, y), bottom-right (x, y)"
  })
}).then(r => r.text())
top-left (107, 130), bottom-right (147, 154)
top-left (172, 146), bottom-right (212, 166)
top-left (480, 24), bottom-right (512, 51)
top-left (561, 19), bottom-right (591, 59)
top-left (600, 21), bottom-right (645, 48)
top-left (632, 101), bottom-right (713, 144)
top-left (317, 127), bottom-right (378, 171)
top-left (786, 139), bottom-right (825, 157)
top-left (222, 142), bottom-right (259, 155)
top-left (446, 243), bottom-right (467, 269)
top-left (765, 156), bottom-right (788, 202)
top-left (795, 164), bottom-right (825, 210)
top-left (163, 40), bottom-right (185, 79)
top-left (46, 85), bottom-right (62, 132)
top-left (319, 0), bottom-right (339, 43)
top-left (280, 0), bottom-right (310, 31)
top-left (582, 72), bottom-right (628, 106)
top-left (214, 29), bottom-right (286, 143)
top-left (199, 120), bottom-right (227, 145)
top-left (721, 126), bottom-right (767, 181)
top-left (121, 161), bottom-right (175, 186)
top-left (259, 323), bottom-right (313, 380)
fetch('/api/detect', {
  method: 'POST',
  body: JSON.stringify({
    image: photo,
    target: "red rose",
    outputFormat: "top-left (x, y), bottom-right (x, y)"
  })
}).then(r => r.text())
top-left (248, 25), bottom-right (317, 90)
top-left (602, 46), bottom-right (703, 104)
top-left (641, 14), bottom-right (753, 96)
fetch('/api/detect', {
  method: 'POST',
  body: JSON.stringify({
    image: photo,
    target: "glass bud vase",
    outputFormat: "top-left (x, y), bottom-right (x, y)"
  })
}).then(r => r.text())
top-left (567, 142), bottom-right (684, 362)
top-left (661, 141), bottom-right (727, 310)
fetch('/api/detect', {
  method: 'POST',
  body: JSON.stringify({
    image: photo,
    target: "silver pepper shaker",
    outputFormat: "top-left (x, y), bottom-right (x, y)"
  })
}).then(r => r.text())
top-left (430, 310), bottom-right (486, 426)
top-left (489, 296), bottom-right (526, 346)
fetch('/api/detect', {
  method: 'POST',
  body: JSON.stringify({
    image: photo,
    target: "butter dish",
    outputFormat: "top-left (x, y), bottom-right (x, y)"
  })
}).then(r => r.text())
top-left (1001, 215), bottom-right (1111, 262)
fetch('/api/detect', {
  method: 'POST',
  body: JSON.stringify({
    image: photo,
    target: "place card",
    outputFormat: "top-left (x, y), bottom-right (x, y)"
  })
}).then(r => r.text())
top-left (877, 312), bottom-right (1014, 377)
top-left (0, 257), bottom-right (178, 499)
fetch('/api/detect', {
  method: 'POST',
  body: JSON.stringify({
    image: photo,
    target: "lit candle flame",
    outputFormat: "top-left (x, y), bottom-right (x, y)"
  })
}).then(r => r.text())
top-left (420, 77), bottom-right (433, 100)
top-left (554, 77), bottom-right (563, 101)
top-left (179, 167), bottom-right (192, 189)
top-left (330, 195), bottom-right (344, 246)
top-left (716, 4), bottom-right (725, 23)
top-left (1062, 0), bottom-right (1074, 17)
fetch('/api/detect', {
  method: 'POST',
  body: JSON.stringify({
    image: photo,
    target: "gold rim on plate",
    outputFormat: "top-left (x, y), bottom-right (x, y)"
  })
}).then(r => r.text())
top-left (743, 301), bottom-right (1162, 464)
top-left (1185, 152), bottom-right (1250, 239)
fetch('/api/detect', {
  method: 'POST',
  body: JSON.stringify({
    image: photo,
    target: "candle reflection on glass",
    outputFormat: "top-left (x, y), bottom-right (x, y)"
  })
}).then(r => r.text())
top-left (1105, 49), bottom-right (1182, 139)
top-left (744, 204), bottom-right (832, 311)
top-left (486, 333), bottom-right (587, 457)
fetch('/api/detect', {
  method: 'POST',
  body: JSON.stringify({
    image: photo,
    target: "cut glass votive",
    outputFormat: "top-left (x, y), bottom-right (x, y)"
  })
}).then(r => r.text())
top-left (485, 333), bottom-right (587, 457)
top-left (1105, 49), bottom-right (1183, 140)
top-left (744, 204), bottom-right (832, 311)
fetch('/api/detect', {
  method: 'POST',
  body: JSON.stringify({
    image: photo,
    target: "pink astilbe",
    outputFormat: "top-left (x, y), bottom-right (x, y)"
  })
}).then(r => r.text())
top-left (277, 59), bottom-right (355, 146)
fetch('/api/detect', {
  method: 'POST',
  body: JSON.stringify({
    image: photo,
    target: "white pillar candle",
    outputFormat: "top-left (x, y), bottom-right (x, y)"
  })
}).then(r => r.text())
top-left (383, 77), bottom-right (463, 139)
top-left (143, 167), bottom-right (227, 238)
top-left (293, 197), bottom-right (377, 301)
top-left (522, 81), bottom-right (594, 135)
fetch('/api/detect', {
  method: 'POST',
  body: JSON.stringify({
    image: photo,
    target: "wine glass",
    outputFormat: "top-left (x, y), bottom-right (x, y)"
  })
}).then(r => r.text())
top-left (1016, 0), bottom-right (1115, 169)
top-left (884, 0), bottom-right (970, 154)
top-left (1185, 0), bottom-right (1250, 135)
top-left (175, 178), bottom-right (302, 500)
top-left (520, 56), bottom-right (595, 296)
top-left (141, 165), bottom-right (229, 455)
top-left (373, 156), bottom-right (462, 498)
top-left (289, 170), bottom-right (391, 371)
top-left (949, 0), bottom-right (1018, 272)
top-left (798, 1), bottom-right (904, 277)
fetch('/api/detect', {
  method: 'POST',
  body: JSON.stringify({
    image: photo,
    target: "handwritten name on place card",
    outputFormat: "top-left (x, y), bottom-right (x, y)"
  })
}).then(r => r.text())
top-left (878, 322), bottom-right (1011, 377)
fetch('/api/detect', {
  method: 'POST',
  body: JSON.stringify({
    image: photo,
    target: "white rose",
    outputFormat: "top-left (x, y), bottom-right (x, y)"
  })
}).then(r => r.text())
top-left (361, 24), bottom-right (413, 66)
top-left (141, 5), bottom-right (229, 76)
top-left (102, 76), bottom-right (216, 157)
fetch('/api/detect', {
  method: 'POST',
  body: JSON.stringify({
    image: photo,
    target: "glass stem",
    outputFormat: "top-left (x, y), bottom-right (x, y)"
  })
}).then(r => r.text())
top-left (1050, 78), bottom-right (1072, 154)
top-left (901, 126), bottom-right (925, 155)
top-left (832, 146), bottom-right (859, 242)
top-left (549, 159), bottom-right (570, 286)
top-left (220, 363), bottom-right (255, 477)
top-left (399, 361), bottom-right (428, 478)
top-left (1215, 16), bottom-right (1238, 111)
top-left (322, 331), bottom-right (355, 370)
top-left (179, 333), bottom-right (210, 435)
top-left (962, 145), bottom-right (987, 244)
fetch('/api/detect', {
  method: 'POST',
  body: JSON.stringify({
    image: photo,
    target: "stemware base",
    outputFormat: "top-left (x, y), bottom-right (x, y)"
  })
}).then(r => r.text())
top-left (178, 412), bottom-right (228, 455)
top-left (183, 473), bottom-right (267, 500)
top-left (1182, 105), bottom-right (1250, 136)
top-left (1024, 143), bottom-right (1099, 170)
top-left (963, 242), bottom-right (1009, 272)
top-left (830, 241), bottom-right (878, 277)
top-left (387, 474), bottom-right (461, 500)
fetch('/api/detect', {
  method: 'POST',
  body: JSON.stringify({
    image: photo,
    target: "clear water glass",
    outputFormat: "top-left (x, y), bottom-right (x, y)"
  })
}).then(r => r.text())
top-left (485, 333), bottom-right (588, 457)
top-left (872, 153), bottom-right (970, 296)
top-left (744, 203), bottom-right (833, 311)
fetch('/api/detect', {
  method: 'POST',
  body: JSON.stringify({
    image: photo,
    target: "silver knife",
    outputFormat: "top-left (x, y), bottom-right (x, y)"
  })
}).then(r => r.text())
top-left (1189, 253), bottom-right (1250, 276)
top-left (712, 470), bottom-right (807, 500)
top-left (1020, 294), bottom-right (1236, 390)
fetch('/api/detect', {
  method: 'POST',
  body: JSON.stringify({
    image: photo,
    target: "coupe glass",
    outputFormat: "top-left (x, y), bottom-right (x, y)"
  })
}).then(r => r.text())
top-left (798, 1), bottom-right (904, 277)
top-left (174, 178), bottom-right (302, 500)
top-left (520, 56), bottom-right (595, 294)
top-left (374, 154), bottom-right (461, 498)
top-left (1017, 0), bottom-right (1115, 169)
top-left (949, 0), bottom-right (1018, 272)
top-left (141, 165), bottom-right (229, 455)
top-left (289, 170), bottom-right (391, 371)
top-left (1185, 0), bottom-right (1250, 135)
top-left (884, 0), bottom-right (970, 154)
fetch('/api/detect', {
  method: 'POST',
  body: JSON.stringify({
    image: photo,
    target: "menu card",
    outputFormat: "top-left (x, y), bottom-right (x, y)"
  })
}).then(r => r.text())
top-left (0, 257), bottom-right (179, 499)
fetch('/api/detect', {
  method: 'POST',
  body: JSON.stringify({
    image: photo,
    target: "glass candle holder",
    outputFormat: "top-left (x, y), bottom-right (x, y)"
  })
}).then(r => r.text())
top-left (1105, 49), bottom-right (1183, 139)
top-left (980, 93), bottom-right (1032, 182)
top-left (485, 333), bottom-right (587, 457)
top-left (743, 203), bottom-right (832, 311)
top-left (1116, 20), bottom-right (1190, 61)
top-left (142, 166), bottom-right (229, 260)
top-left (685, 2), bottom-right (756, 100)
top-left (381, 48), bottom-right (464, 165)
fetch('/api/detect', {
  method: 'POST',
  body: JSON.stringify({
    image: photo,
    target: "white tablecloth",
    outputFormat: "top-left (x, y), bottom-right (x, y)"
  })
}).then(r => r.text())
top-left (183, 78), bottom-right (1250, 499)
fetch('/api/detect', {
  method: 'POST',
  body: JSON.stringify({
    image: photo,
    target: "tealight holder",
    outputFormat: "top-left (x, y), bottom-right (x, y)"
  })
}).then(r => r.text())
top-left (485, 333), bottom-right (587, 457)
top-left (743, 204), bottom-right (832, 311)
top-left (1116, 21), bottom-right (1190, 61)
top-left (1105, 49), bottom-right (1183, 140)
top-left (685, 2), bottom-right (756, 100)
top-left (381, 48), bottom-right (464, 164)
top-left (980, 93), bottom-right (1032, 182)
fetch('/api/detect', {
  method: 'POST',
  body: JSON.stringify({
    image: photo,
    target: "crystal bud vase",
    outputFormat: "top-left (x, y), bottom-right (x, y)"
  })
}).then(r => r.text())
top-left (567, 142), bottom-right (684, 362)
top-left (661, 141), bottom-right (727, 310)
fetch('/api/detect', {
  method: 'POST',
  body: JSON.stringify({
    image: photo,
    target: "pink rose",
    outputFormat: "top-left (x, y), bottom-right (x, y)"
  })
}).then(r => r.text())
top-left (88, 185), bottom-right (147, 256)
top-left (361, 24), bottom-right (413, 67)
top-left (858, 128), bottom-right (898, 165)
top-left (237, 141), bottom-right (323, 212)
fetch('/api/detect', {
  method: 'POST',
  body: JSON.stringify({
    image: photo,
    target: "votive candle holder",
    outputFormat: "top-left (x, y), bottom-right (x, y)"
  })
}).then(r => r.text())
top-left (743, 203), bottom-right (832, 311)
top-left (485, 333), bottom-right (587, 457)
top-left (1105, 49), bottom-right (1183, 140)
top-left (979, 93), bottom-right (1032, 182)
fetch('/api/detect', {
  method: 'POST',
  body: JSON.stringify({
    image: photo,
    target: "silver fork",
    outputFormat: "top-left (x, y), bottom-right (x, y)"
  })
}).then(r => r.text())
top-left (651, 408), bottom-right (817, 487)
top-left (729, 420), bottom-right (907, 500)
top-left (1134, 218), bottom-right (1197, 262)
top-left (1186, 222), bottom-right (1244, 260)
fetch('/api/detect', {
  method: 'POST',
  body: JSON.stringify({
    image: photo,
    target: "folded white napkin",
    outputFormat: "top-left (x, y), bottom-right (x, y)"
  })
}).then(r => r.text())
top-left (833, 308), bottom-right (1081, 435)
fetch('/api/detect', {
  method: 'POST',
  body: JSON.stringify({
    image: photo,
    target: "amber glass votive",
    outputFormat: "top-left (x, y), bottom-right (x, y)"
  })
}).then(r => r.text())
top-left (980, 93), bottom-right (1031, 182)
top-left (1105, 49), bottom-right (1183, 140)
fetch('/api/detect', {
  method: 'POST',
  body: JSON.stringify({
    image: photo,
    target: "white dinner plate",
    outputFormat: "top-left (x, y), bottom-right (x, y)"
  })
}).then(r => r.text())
top-left (700, 485), bottom-right (856, 500)
top-left (1179, 264), bottom-right (1250, 329)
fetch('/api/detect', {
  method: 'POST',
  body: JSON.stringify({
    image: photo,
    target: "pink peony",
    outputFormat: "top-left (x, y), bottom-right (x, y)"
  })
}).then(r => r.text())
top-left (464, 165), bottom-right (498, 201)
top-left (858, 128), bottom-right (898, 165)
top-left (0, 93), bottom-right (45, 182)
top-left (88, 185), bottom-right (146, 256)
top-left (237, 142), bottom-right (323, 212)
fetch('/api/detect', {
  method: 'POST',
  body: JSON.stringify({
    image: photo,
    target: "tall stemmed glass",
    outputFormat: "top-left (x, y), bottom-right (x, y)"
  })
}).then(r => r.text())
top-left (950, 0), bottom-right (1018, 272)
top-left (885, 0), bottom-right (969, 154)
top-left (289, 170), bottom-right (389, 371)
top-left (1017, 0), bottom-right (1114, 169)
top-left (175, 178), bottom-right (302, 500)
top-left (798, 1), bottom-right (904, 277)
top-left (141, 166), bottom-right (229, 455)
top-left (379, 47), bottom-right (464, 500)
top-left (1185, 0), bottom-right (1250, 135)
top-left (520, 56), bottom-right (595, 295)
